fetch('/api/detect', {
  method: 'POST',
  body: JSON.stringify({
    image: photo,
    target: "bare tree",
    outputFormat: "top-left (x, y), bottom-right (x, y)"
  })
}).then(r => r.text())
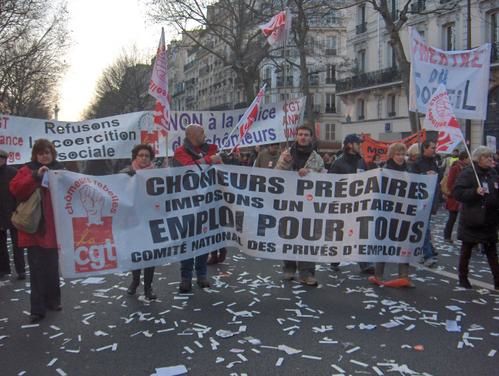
top-left (148, 0), bottom-right (273, 102)
top-left (84, 49), bottom-right (154, 118)
top-left (0, 0), bottom-right (69, 117)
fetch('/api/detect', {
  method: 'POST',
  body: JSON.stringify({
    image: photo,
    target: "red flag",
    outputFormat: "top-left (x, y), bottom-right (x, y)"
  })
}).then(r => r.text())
top-left (259, 9), bottom-right (292, 47)
top-left (149, 28), bottom-right (170, 136)
top-left (232, 84), bottom-right (266, 150)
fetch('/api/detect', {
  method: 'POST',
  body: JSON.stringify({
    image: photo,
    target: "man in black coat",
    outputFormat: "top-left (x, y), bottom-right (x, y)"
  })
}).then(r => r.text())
top-left (328, 134), bottom-right (374, 274)
top-left (0, 149), bottom-right (25, 279)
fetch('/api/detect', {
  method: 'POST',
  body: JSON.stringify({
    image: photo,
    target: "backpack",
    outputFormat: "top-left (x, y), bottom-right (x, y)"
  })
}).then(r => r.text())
top-left (11, 188), bottom-right (42, 234)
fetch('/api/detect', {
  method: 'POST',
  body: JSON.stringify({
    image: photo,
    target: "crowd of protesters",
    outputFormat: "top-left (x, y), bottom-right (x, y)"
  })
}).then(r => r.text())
top-left (1, 124), bottom-right (498, 323)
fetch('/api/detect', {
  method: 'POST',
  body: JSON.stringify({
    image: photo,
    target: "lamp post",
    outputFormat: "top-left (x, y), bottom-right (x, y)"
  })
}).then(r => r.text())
top-left (53, 104), bottom-right (59, 121)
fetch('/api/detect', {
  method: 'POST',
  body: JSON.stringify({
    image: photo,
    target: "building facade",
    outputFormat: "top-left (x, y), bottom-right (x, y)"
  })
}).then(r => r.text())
top-left (336, 0), bottom-right (499, 149)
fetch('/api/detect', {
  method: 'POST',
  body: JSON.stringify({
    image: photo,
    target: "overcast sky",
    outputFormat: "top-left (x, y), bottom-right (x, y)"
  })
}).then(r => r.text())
top-left (58, 0), bottom-right (168, 121)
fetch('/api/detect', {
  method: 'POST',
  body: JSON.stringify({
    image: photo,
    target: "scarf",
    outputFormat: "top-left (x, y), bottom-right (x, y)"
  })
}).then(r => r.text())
top-left (131, 159), bottom-right (154, 171)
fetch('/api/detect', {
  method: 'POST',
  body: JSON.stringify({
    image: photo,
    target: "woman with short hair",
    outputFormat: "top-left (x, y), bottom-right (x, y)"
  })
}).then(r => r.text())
top-left (369, 143), bottom-right (413, 288)
top-left (121, 144), bottom-right (158, 300)
top-left (9, 139), bottom-right (64, 322)
top-left (453, 146), bottom-right (499, 289)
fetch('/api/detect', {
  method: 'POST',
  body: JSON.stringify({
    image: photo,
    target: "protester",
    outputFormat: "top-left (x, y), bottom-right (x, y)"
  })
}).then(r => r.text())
top-left (408, 140), bottom-right (439, 267)
top-left (0, 149), bottom-right (25, 280)
top-left (322, 152), bottom-right (334, 171)
top-left (368, 143), bottom-right (413, 287)
top-left (328, 134), bottom-right (374, 274)
top-left (453, 146), bottom-right (499, 290)
top-left (172, 124), bottom-right (222, 293)
top-left (9, 139), bottom-right (63, 323)
top-left (275, 125), bottom-right (324, 286)
top-left (121, 144), bottom-right (158, 300)
top-left (253, 143), bottom-right (280, 169)
top-left (443, 151), bottom-right (470, 243)
top-left (367, 153), bottom-right (384, 169)
top-left (406, 143), bottom-right (420, 170)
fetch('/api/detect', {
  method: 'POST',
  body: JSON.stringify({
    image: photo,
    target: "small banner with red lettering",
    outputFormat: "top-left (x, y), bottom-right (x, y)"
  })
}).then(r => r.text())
top-left (361, 130), bottom-right (426, 164)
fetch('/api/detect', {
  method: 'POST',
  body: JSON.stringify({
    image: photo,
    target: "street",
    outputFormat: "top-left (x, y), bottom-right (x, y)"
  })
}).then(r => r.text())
top-left (0, 209), bottom-right (498, 376)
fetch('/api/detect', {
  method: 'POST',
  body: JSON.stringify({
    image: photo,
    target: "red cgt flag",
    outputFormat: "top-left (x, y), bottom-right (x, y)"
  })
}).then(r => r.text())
top-left (259, 9), bottom-right (292, 47)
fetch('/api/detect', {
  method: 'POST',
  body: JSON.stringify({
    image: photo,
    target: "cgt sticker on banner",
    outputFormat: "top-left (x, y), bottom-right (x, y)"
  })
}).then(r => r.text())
top-left (57, 176), bottom-right (120, 274)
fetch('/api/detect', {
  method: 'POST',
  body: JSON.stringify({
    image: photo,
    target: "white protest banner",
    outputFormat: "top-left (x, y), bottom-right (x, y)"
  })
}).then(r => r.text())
top-left (409, 27), bottom-right (491, 120)
top-left (0, 97), bottom-right (304, 164)
top-left (49, 166), bottom-right (436, 278)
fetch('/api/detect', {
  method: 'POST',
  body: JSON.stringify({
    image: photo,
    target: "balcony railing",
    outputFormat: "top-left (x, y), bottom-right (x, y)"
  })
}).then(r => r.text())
top-left (356, 22), bottom-right (367, 34)
top-left (184, 61), bottom-right (196, 72)
top-left (336, 67), bottom-right (401, 93)
top-left (326, 48), bottom-right (337, 56)
top-left (326, 77), bottom-right (336, 84)
top-left (325, 106), bottom-right (337, 113)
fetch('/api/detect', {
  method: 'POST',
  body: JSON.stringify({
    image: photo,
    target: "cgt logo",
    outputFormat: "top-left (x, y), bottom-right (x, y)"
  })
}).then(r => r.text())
top-left (72, 185), bottom-right (118, 272)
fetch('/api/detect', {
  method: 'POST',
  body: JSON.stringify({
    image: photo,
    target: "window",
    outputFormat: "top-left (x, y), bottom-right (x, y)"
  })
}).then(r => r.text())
top-left (325, 123), bottom-right (336, 141)
top-left (390, 0), bottom-right (398, 20)
top-left (387, 43), bottom-right (397, 68)
top-left (324, 11), bottom-right (337, 25)
top-left (444, 23), bottom-right (455, 50)
top-left (377, 97), bottom-right (383, 119)
top-left (491, 12), bottom-right (499, 61)
top-left (326, 93), bottom-right (336, 113)
top-left (357, 99), bottom-right (365, 120)
top-left (326, 64), bottom-right (336, 83)
top-left (387, 94), bottom-right (396, 117)
top-left (326, 36), bottom-right (337, 55)
top-left (357, 5), bottom-right (366, 34)
top-left (314, 93), bottom-right (322, 113)
top-left (357, 49), bottom-right (366, 73)
top-left (280, 93), bottom-right (290, 101)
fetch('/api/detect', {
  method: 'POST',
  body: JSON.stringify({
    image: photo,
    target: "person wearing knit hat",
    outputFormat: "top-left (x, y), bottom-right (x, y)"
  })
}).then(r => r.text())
top-left (327, 135), bottom-right (375, 275)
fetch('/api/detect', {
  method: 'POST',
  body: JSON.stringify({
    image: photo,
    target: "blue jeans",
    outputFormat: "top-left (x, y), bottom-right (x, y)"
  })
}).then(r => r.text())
top-left (422, 225), bottom-right (435, 260)
top-left (180, 253), bottom-right (209, 280)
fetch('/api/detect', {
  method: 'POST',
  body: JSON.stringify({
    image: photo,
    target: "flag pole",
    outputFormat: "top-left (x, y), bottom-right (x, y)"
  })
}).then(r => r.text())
top-left (283, 8), bottom-right (289, 149)
top-left (460, 132), bottom-right (482, 188)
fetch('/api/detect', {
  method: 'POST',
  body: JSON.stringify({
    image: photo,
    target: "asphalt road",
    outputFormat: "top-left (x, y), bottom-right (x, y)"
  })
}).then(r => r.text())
top-left (0, 209), bottom-right (498, 376)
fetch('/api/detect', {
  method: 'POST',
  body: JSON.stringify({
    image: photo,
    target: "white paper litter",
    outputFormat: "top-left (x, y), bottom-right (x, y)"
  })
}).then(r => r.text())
top-left (446, 320), bottom-right (461, 332)
top-left (155, 365), bottom-right (188, 376)
top-left (80, 277), bottom-right (106, 285)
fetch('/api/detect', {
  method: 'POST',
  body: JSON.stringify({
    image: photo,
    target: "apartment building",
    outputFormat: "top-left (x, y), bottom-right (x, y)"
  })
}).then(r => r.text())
top-left (167, 2), bottom-right (347, 149)
top-left (336, 0), bottom-right (499, 148)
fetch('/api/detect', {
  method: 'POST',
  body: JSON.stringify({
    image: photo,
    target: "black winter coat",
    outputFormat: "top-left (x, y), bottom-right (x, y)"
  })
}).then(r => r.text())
top-left (453, 163), bottom-right (499, 243)
top-left (0, 164), bottom-right (18, 229)
top-left (328, 152), bottom-right (366, 174)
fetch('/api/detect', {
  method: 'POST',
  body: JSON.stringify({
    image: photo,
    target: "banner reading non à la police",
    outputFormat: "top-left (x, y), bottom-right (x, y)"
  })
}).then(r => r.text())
top-left (49, 165), bottom-right (436, 278)
top-left (409, 27), bottom-right (491, 120)
top-left (0, 97), bottom-right (304, 164)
